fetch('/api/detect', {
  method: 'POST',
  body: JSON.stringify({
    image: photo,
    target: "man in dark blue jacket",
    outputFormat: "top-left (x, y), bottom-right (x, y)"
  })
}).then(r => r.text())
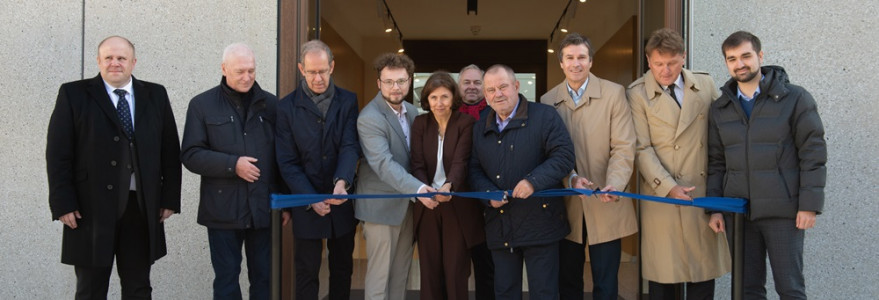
top-left (276, 40), bottom-right (361, 300)
top-left (180, 43), bottom-right (280, 300)
top-left (470, 64), bottom-right (575, 300)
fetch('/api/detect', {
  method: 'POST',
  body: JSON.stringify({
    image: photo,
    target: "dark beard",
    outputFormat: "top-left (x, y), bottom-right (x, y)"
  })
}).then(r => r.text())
top-left (382, 94), bottom-right (405, 105)
top-left (735, 67), bottom-right (759, 83)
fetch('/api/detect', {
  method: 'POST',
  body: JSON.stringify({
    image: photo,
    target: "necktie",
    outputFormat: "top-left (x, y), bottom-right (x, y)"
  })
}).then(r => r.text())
top-left (667, 85), bottom-right (681, 108)
top-left (114, 89), bottom-right (134, 139)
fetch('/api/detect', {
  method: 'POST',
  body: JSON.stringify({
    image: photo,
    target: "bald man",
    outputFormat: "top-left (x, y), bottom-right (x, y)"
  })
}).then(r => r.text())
top-left (181, 43), bottom-right (281, 299)
top-left (48, 35), bottom-right (182, 299)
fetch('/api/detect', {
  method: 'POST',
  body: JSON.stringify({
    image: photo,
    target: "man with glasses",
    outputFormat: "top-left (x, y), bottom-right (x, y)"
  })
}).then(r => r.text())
top-left (356, 53), bottom-right (437, 300)
top-left (276, 39), bottom-right (360, 300)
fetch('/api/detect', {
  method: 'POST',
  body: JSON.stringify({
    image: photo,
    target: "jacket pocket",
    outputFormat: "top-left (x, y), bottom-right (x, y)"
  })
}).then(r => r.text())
top-left (198, 183), bottom-right (241, 224)
top-left (205, 116), bottom-right (238, 147)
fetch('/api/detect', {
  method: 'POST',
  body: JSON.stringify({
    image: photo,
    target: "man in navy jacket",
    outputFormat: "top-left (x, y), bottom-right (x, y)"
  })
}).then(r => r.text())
top-left (276, 40), bottom-right (361, 300)
top-left (181, 43), bottom-right (280, 299)
top-left (470, 64), bottom-right (575, 300)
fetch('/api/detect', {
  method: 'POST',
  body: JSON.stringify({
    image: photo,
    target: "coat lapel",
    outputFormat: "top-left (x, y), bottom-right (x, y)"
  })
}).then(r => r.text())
top-left (132, 76), bottom-right (149, 138)
top-left (374, 95), bottom-right (409, 152)
top-left (675, 70), bottom-right (706, 139)
top-left (87, 75), bottom-right (126, 135)
top-left (644, 71), bottom-right (682, 132)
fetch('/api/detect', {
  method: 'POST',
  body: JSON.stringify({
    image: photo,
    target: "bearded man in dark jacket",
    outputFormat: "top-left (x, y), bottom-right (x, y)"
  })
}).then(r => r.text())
top-left (706, 31), bottom-right (826, 300)
top-left (181, 43), bottom-right (281, 300)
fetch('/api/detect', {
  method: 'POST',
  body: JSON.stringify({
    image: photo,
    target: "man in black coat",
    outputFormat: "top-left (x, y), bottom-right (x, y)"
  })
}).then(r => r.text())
top-left (469, 64), bottom-right (575, 300)
top-left (46, 35), bottom-right (182, 299)
top-left (180, 43), bottom-right (281, 300)
top-left (276, 39), bottom-right (360, 300)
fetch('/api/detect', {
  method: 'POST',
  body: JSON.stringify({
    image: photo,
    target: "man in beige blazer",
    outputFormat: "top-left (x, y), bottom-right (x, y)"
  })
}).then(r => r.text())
top-left (627, 28), bottom-right (730, 299)
top-left (541, 33), bottom-right (638, 300)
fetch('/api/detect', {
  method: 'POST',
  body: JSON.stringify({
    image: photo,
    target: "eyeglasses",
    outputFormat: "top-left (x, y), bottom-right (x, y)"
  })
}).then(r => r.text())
top-left (380, 78), bottom-right (410, 87)
top-left (304, 69), bottom-right (331, 77)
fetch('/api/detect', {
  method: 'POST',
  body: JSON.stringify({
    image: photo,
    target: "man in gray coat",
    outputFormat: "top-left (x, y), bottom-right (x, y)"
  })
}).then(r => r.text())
top-left (707, 31), bottom-right (826, 300)
top-left (355, 53), bottom-right (436, 300)
top-left (180, 43), bottom-right (281, 300)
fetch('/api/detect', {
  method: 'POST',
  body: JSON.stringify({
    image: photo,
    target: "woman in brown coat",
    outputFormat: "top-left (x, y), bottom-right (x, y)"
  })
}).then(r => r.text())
top-left (411, 72), bottom-right (484, 300)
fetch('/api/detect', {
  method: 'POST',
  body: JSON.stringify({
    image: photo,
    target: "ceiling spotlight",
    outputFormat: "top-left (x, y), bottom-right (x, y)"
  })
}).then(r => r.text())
top-left (580, 0), bottom-right (586, 3)
top-left (397, 48), bottom-right (405, 53)
top-left (385, 28), bottom-right (393, 33)
top-left (560, 28), bottom-right (568, 33)
top-left (547, 49), bottom-right (555, 53)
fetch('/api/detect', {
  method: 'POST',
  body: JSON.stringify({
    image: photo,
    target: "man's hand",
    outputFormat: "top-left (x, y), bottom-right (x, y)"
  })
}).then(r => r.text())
top-left (235, 156), bottom-right (261, 183)
top-left (159, 209), bottom-right (175, 223)
top-left (417, 185), bottom-right (438, 210)
top-left (667, 185), bottom-right (696, 201)
top-left (571, 175), bottom-right (593, 201)
top-left (708, 213), bottom-right (725, 233)
top-left (512, 179), bottom-right (534, 199)
top-left (282, 211), bottom-right (291, 226)
top-left (59, 211), bottom-right (81, 229)
top-left (325, 180), bottom-right (349, 205)
top-left (796, 211), bottom-right (817, 230)
top-left (312, 202), bottom-right (331, 216)
top-left (435, 183), bottom-right (452, 203)
top-left (598, 185), bottom-right (619, 203)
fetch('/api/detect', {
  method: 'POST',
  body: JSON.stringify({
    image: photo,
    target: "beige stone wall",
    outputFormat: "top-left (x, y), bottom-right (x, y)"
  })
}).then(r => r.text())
top-left (690, 0), bottom-right (878, 298)
top-left (0, 1), bottom-right (276, 298)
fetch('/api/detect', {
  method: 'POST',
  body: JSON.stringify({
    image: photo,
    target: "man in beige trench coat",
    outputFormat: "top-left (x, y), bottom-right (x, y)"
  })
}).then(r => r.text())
top-left (541, 33), bottom-right (638, 300)
top-left (627, 28), bottom-right (730, 299)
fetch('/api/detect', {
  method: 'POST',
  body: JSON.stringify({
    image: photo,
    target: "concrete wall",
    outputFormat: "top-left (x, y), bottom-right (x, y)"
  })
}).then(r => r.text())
top-left (0, 1), bottom-right (277, 298)
top-left (690, 0), bottom-right (878, 298)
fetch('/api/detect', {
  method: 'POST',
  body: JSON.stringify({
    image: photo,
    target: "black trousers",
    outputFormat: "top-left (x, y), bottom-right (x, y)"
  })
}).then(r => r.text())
top-left (75, 193), bottom-right (151, 300)
top-left (293, 230), bottom-right (356, 300)
top-left (648, 279), bottom-right (715, 300)
top-left (492, 242), bottom-right (560, 300)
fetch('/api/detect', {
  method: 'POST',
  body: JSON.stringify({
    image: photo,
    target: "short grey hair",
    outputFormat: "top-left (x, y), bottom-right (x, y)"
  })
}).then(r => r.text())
top-left (458, 64), bottom-right (483, 77)
top-left (223, 43), bottom-right (255, 63)
top-left (485, 64), bottom-right (516, 82)
top-left (299, 40), bottom-right (334, 63)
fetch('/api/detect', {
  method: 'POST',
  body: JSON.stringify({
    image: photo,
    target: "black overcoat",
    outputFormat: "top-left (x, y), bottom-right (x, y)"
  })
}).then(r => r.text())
top-left (47, 74), bottom-right (182, 267)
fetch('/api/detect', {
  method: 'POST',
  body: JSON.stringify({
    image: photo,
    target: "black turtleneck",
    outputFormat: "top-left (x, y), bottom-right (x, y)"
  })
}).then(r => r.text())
top-left (221, 77), bottom-right (253, 125)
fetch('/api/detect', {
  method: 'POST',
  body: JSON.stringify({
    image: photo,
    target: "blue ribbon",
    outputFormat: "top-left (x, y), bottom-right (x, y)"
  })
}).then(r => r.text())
top-left (271, 188), bottom-right (746, 214)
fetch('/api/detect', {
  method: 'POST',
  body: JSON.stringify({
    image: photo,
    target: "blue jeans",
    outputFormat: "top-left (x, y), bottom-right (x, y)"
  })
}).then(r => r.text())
top-left (207, 228), bottom-right (271, 300)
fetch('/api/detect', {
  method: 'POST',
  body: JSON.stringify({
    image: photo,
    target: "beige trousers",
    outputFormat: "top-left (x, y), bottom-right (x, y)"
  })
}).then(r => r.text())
top-left (362, 204), bottom-right (414, 300)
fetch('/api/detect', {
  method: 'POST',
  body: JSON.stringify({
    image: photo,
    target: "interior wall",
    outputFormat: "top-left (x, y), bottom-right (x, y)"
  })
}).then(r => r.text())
top-left (545, 0), bottom-right (637, 93)
top-left (320, 19), bottom-right (366, 102)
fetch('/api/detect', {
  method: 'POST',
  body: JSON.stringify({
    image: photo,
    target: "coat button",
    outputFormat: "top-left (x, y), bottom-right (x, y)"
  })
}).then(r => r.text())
top-left (107, 185), bottom-right (113, 190)
top-left (500, 209), bottom-right (504, 214)
top-left (110, 160), bottom-right (117, 166)
top-left (674, 145), bottom-right (680, 150)
top-left (497, 140), bottom-right (502, 144)
top-left (113, 136), bottom-right (120, 142)
top-left (323, 155), bottom-right (327, 160)
top-left (542, 204), bottom-right (547, 208)
top-left (496, 175), bottom-right (500, 179)
top-left (504, 242), bottom-right (509, 247)
top-left (127, 164), bottom-right (132, 170)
